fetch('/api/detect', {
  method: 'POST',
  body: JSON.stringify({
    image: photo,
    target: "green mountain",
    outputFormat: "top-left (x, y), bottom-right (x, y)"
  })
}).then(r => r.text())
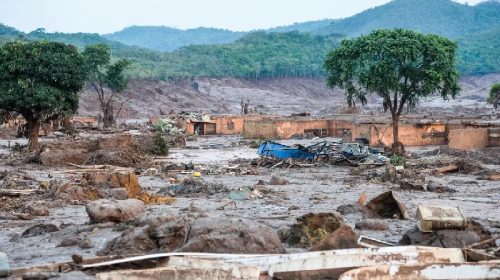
top-left (457, 27), bottom-right (500, 75)
top-left (314, 0), bottom-right (500, 38)
top-left (1, 0), bottom-right (499, 79)
top-left (104, 26), bottom-right (244, 51)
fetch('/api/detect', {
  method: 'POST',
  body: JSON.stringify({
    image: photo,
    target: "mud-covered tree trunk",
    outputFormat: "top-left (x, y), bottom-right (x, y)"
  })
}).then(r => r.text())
top-left (102, 102), bottom-right (114, 129)
top-left (26, 116), bottom-right (41, 152)
top-left (392, 115), bottom-right (399, 144)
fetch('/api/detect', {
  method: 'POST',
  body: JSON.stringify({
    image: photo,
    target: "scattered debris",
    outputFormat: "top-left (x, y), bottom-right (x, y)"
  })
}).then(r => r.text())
top-left (229, 186), bottom-right (262, 200)
top-left (160, 177), bottom-right (229, 197)
top-left (357, 236), bottom-right (395, 248)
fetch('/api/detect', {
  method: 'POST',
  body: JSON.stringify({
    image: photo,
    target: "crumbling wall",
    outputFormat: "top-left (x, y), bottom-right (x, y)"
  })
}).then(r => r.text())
top-left (211, 115), bottom-right (265, 135)
top-left (488, 128), bottom-right (500, 147)
top-left (448, 128), bottom-right (489, 150)
top-left (369, 123), bottom-right (447, 146)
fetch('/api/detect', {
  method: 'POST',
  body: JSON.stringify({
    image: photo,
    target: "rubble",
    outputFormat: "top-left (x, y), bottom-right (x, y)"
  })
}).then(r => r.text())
top-left (98, 216), bottom-right (285, 256)
top-left (310, 225), bottom-right (359, 251)
top-left (365, 191), bottom-right (409, 219)
top-left (160, 177), bottom-right (229, 197)
top-left (86, 199), bottom-right (146, 223)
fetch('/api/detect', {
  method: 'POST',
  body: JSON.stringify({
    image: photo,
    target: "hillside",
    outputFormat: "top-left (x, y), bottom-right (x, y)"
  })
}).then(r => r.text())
top-left (313, 0), bottom-right (500, 38)
top-left (104, 26), bottom-right (244, 52)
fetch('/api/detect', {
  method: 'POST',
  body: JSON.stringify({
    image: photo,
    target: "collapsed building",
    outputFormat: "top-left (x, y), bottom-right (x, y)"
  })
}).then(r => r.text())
top-left (172, 114), bottom-right (500, 149)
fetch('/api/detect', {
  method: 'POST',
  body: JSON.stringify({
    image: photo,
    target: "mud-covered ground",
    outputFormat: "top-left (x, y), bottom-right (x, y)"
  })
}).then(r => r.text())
top-left (1, 135), bottom-right (499, 270)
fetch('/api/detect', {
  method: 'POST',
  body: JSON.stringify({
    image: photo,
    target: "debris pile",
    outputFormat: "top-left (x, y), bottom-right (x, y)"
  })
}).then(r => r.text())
top-left (255, 140), bottom-right (388, 168)
top-left (159, 177), bottom-right (229, 197)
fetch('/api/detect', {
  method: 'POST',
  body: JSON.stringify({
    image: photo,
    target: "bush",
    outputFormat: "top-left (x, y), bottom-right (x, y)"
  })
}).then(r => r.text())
top-left (390, 154), bottom-right (405, 166)
top-left (150, 133), bottom-right (169, 155)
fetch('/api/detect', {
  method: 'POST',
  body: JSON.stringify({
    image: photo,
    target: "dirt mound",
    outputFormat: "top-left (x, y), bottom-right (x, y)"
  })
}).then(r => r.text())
top-left (56, 172), bottom-right (175, 205)
top-left (38, 134), bottom-right (148, 167)
top-left (279, 212), bottom-right (345, 248)
top-left (98, 216), bottom-right (285, 255)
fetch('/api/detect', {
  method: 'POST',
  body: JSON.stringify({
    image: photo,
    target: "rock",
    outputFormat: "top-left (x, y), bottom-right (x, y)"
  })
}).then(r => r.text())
top-left (108, 172), bottom-right (141, 198)
top-left (99, 217), bottom-right (285, 256)
top-left (109, 188), bottom-right (129, 200)
top-left (355, 219), bottom-right (389, 231)
top-left (310, 225), bottom-right (359, 251)
top-left (268, 175), bottom-right (289, 185)
top-left (86, 199), bottom-right (145, 223)
top-left (365, 191), bottom-right (409, 219)
top-left (399, 178), bottom-right (427, 191)
top-left (71, 254), bottom-right (83, 264)
top-left (427, 180), bottom-right (456, 193)
top-left (79, 238), bottom-right (94, 249)
top-left (23, 204), bottom-right (49, 216)
top-left (22, 224), bottom-right (59, 237)
top-left (279, 212), bottom-right (345, 247)
top-left (57, 237), bottom-right (79, 247)
top-left (180, 218), bottom-right (285, 254)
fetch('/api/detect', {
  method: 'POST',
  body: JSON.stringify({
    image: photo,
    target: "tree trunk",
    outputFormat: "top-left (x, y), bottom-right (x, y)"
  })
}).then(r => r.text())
top-left (27, 117), bottom-right (41, 152)
top-left (392, 116), bottom-right (399, 144)
top-left (102, 103), bottom-right (114, 129)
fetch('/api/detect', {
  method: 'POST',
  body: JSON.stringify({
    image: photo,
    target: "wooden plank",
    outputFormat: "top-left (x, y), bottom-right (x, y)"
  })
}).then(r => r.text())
top-left (0, 189), bottom-right (37, 196)
top-left (339, 263), bottom-right (500, 280)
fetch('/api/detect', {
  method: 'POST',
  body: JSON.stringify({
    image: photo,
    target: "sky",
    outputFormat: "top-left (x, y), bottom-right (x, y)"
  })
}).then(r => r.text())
top-left (0, 0), bottom-right (485, 34)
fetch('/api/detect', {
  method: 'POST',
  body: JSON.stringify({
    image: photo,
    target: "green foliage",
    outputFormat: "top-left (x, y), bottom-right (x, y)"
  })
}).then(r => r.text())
top-left (157, 31), bottom-right (337, 79)
top-left (0, 0), bottom-right (498, 78)
top-left (487, 82), bottom-right (500, 108)
top-left (325, 29), bottom-right (460, 110)
top-left (390, 154), bottom-right (406, 166)
top-left (325, 29), bottom-right (460, 143)
top-left (150, 132), bottom-right (169, 156)
top-left (314, 0), bottom-right (500, 39)
top-left (0, 41), bottom-right (85, 119)
top-left (82, 44), bottom-right (130, 93)
top-left (457, 27), bottom-right (500, 75)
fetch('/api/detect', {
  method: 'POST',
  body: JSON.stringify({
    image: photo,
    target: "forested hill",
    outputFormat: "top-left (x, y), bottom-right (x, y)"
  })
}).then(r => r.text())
top-left (313, 0), bottom-right (500, 38)
top-left (104, 26), bottom-right (244, 52)
top-left (103, 0), bottom-right (499, 50)
top-left (0, 0), bottom-right (499, 79)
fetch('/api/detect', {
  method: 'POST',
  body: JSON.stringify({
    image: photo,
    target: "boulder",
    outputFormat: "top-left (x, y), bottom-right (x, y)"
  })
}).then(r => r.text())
top-left (86, 199), bottom-right (145, 223)
top-left (98, 217), bottom-right (285, 256)
top-left (268, 176), bottom-right (289, 185)
top-left (310, 225), bottom-right (359, 251)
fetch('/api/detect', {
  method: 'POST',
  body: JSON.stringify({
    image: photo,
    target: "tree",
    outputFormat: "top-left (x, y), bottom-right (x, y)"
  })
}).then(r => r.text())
top-left (487, 83), bottom-right (500, 109)
top-left (0, 41), bottom-right (85, 151)
top-left (82, 44), bottom-right (129, 128)
top-left (324, 29), bottom-right (460, 148)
